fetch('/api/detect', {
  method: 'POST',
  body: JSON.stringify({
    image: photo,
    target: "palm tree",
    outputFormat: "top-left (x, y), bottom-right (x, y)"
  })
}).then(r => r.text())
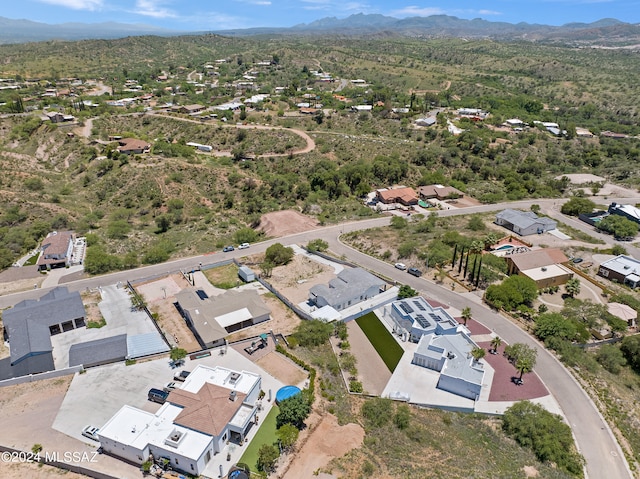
top-left (515, 356), bottom-right (535, 381)
top-left (461, 306), bottom-right (472, 326)
top-left (565, 278), bottom-right (581, 298)
top-left (471, 347), bottom-right (486, 363)
top-left (490, 336), bottom-right (502, 354)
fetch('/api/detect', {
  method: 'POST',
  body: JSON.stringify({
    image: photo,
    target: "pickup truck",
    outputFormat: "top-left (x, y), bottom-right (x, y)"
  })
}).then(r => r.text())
top-left (173, 370), bottom-right (190, 382)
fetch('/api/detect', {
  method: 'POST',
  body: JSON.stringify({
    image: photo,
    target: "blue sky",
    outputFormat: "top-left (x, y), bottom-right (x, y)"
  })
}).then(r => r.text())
top-left (4, 0), bottom-right (639, 30)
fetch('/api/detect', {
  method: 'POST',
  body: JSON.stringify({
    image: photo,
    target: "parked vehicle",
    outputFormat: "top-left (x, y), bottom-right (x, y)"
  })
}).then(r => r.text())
top-left (173, 370), bottom-right (190, 382)
top-left (163, 381), bottom-right (177, 392)
top-left (82, 425), bottom-right (100, 441)
top-left (408, 267), bottom-right (422, 277)
top-left (394, 263), bottom-right (407, 271)
top-left (148, 388), bottom-right (169, 404)
top-left (223, 245), bottom-right (235, 252)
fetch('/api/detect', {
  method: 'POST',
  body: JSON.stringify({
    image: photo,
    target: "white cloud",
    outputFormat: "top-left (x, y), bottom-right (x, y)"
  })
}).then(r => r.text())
top-left (391, 6), bottom-right (445, 17)
top-left (37, 0), bottom-right (103, 10)
top-left (478, 9), bottom-right (501, 16)
top-left (301, 0), bottom-right (372, 12)
top-left (235, 0), bottom-right (272, 4)
top-left (134, 0), bottom-right (176, 18)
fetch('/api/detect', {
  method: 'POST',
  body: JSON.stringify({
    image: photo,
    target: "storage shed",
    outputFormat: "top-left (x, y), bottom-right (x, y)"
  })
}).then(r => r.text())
top-left (238, 266), bottom-right (256, 282)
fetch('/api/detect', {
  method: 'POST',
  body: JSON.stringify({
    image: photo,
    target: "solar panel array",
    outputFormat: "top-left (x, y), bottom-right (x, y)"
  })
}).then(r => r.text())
top-left (415, 314), bottom-right (431, 328)
top-left (400, 303), bottom-right (414, 314)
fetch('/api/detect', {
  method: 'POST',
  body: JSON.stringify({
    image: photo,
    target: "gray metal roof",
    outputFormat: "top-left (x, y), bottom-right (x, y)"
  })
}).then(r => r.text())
top-left (3, 287), bottom-right (86, 365)
top-left (68, 334), bottom-right (127, 368)
top-left (127, 332), bottom-right (170, 359)
top-left (496, 209), bottom-right (556, 230)
top-left (309, 268), bottom-right (385, 307)
top-left (415, 333), bottom-right (484, 386)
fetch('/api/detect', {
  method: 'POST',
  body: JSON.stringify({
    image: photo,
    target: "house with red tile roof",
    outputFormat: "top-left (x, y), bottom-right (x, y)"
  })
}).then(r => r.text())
top-left (376, 187), bottom-right (418, 206)
top-left (98, 365), bottom-right (262, 476)
top-left (116, 138), bottom-right (151, 155)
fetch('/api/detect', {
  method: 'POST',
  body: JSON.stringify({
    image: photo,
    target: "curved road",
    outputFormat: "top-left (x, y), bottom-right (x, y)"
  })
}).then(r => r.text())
top-left (2, 197), bottom-right (638, 479)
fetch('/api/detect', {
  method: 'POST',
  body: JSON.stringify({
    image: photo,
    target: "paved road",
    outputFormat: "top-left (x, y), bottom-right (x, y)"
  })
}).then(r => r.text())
top-left (2, 197), bottom-right (638, 479)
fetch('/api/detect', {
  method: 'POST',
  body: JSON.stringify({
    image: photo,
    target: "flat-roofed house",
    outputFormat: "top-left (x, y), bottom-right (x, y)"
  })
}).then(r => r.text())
top-left (413, 332), bottom-right (484, 400)
top-left (98, 365), bottom-right (261, 476)
top-left (598, 255), bottom-right (640, 288)
top-left (390, 296), bottom-right (465, 343)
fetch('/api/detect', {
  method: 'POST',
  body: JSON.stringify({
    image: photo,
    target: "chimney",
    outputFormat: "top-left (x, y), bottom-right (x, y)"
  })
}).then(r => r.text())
top-left (229, 390), bottom-right (237, 401)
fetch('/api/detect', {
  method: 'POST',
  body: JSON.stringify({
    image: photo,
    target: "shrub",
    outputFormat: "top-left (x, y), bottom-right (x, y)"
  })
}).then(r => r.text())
top-left (361, 397), bottom-right (392, 428)
top-left (502, 401), bottom-right (584, 477)
top-left (265, 243), bottom-right (294, 265)
top-left (292, 320), bottom-right (333, 347)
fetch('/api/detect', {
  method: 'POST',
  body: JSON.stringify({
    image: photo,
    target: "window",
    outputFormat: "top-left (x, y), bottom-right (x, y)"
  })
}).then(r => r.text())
top-left (175, 458), bottom-right (179, 465)
top-left (191, 464), bottom-right (194, 471)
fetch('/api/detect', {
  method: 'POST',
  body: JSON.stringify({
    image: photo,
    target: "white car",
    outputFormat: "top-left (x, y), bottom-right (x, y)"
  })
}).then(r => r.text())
top-left (164, 381), bottom-right (178, 392)
top-left (82, 425), bottom-right (100, 441)
top-left (238, 243), bottom-right (250, 249)
top-left (394, 263), bottom-right (407, 271)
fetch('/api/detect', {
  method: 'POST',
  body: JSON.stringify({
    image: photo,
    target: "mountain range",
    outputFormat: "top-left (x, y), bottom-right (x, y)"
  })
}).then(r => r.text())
top-left (1, 14), bottom-right (639, 45)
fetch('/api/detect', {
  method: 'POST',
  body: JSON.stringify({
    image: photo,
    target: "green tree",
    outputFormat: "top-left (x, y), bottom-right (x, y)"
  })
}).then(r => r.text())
top-left (535, 313), bottom-right (577, 342)
top-left (397, 284), bottom-right (417, 299)
top-left (560, 197), bottom-right (595, 216)
top-left (107, 220), bottom-right (131, 239)
top-left (233, 227), bottom-right (260, 244)
top-left (276, 393), bottom-right (311, 429)
top-left (595, 344), bottom-right (626, 374)
top-left (84, 245), bottom-right (122, 274)
top-left (276, 423), bottom-right (299, 452)
top-left (471, 346), bottom-right (486, 362)
top-left (256, 444), bottom-right (279, 473)
top-left (467, 215), bottom-right (485, 231)
top-left (390, 215), bottom-right (409, 230)
top-left (502, 401), bottom-right (584, 477)
top-left (264, 243), bottom-right (294, 265)
top-left (597, 215), bottom-right (638, 240)
top-left (292, 320), bottom-right (333, 347)
top-left (515, 351), bottom-right (537, 381)
top-left (620, 335), bottom-right (640, 371)
top-left (564, 278), bottom-right (581, 298)
top-left (307, 239), bottom-right (329, 252)
top-left (170, 348), bottom-right (187, 362)
top-left (461, 306), bottom-right (472, 326)
top-left (490, 336), bottom-right (502, 354)
top-left (155, 215), bottom-right (170, 233)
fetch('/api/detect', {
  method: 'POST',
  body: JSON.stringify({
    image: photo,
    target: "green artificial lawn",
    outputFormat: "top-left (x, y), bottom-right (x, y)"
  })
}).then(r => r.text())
top-left (23, 253), bottom-right (39, 266)
top-left (238, 404), bottom-right (279, 473)
top-left (355, 312), bottom-right (404, 372)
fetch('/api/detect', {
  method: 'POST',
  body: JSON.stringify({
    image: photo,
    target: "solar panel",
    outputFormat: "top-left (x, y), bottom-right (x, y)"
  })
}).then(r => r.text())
top-left (414, 300), bottom-right (426, 311)
top-left (400, 303), bottom-right (414, 314)
top-left (415, 314), bottom-right (430, 328)
top-left (429, 313), bottom-right (441, 322)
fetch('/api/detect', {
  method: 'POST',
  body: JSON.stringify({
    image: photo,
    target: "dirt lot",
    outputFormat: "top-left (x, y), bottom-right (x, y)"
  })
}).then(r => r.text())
top-left (276, 412), bottom-right (364, 479)
top-left (258, 210), bottom-right (320, 237)
top-left (136, 273), bottom-right (201, 352)
top-left (0, 265), bottom-right (44, 295)
top-left (255, 351), bottom-right (308, 386)
top-left (267, 255), bottom-right (336, 305)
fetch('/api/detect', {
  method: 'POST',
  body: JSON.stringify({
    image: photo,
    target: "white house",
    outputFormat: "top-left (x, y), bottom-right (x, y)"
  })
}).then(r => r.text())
top-left (98, 365), bottom-right (261, 476)
top-left (413, 333), bottom-right (484, 400)
top-left (390, 297), bottom-right (466, 343)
